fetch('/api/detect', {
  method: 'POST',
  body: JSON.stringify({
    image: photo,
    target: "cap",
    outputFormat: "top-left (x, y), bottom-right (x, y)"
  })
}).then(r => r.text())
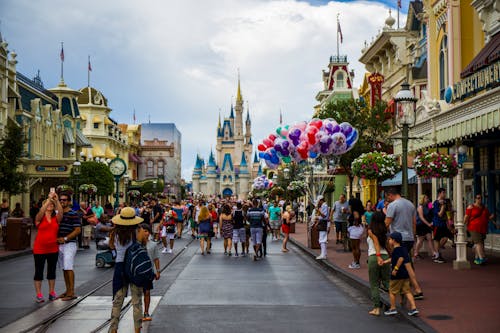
top-left (388, 231), bottom-right (402, 244)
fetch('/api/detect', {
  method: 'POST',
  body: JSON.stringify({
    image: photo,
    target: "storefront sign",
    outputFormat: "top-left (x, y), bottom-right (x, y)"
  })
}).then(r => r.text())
top-left (35, 165), bottom-right (68, 172)
top-left (446, 60), bottom-right (500, 103)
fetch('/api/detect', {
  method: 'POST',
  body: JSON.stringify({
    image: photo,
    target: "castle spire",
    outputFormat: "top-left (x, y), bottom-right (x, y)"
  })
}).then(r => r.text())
top-left (218, 110), bottom-right (221, 128)
top-left (236, 69), bottom-right (243, 103)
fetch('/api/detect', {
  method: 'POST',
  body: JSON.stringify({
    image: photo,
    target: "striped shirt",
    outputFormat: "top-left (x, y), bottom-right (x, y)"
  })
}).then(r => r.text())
top-left (57, 209), bottom-right (81, 242)
top-left (247, 208), bottom-right (265, 228)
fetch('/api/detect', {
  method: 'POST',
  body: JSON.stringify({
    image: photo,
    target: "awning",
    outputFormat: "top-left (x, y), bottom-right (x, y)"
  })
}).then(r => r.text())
top-left (105, 147), bottom-right (116, 159)
top-left (63, 127), bottom-right (75, 144)
top-left (80, 114), bottom-right (87, 121)
top-left (75, 129), bottom-right (92, 147)
top-left (104, 117), bottom-right (113, 125)
top-left (92, 145), bottom-right (105, 157)
top-left (461, 32), bottom-right (500, 78)
top-left (93, 115), bottom-right (102, 123)
top-left (380, 169), bottom-right (432, 187)
top-left (128, 153), bottom-right (143, 164)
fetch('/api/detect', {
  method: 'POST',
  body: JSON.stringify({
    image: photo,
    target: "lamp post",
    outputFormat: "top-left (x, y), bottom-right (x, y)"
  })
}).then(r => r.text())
top-left (451, 144), bottom-right (470, 270)
top-left (123, 174), bottom-right (129, 204)
top-left (73, 158), bottom-right (81, 208)
top-left (394, 82), bottom-right (417, 198)
top-left (153, 179), bottom-right (158, 197)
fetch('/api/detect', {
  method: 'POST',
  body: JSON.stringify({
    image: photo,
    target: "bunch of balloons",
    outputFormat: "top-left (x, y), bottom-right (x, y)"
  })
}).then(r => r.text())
top-left (258, 118), bottom-right (358, 169)
top-left (252, 175), bottom-right (273, 190)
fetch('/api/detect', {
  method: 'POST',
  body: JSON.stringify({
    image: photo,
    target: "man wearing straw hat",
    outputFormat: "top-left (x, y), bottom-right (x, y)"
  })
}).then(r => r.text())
top-left (109, 207), bottom-right (144, 333)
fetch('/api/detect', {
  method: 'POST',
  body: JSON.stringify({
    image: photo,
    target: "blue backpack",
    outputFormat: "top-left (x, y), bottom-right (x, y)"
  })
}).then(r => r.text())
top-left (124, 242), bottom-right (155, 287)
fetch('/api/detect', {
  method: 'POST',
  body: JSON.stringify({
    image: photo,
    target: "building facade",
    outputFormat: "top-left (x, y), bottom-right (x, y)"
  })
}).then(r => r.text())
top-left (192, 79), bottom-right (258, 199)
top-left (138, 123), bottom-right (182, 199)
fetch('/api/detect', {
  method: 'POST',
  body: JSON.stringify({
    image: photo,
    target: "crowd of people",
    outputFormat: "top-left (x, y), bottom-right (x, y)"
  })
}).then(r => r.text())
top-left (0, 181), bottom-right (493, 330)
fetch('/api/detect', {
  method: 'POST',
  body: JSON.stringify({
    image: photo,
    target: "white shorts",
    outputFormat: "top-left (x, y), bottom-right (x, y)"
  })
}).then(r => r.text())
top-left (250, 228), bottom-right (263, 245)
top-left (161, 226), bottom-right (176, 239)
top-left (318, 230), bottom-right (328, 244)
top-left (153, 223), bottom-right (160, 234)
top-left (83, 225), bottom-right (93, 238)
top-left (58, 242), bottom-right (77, 270)
top-left (232, 228), bottom-right (246, 243)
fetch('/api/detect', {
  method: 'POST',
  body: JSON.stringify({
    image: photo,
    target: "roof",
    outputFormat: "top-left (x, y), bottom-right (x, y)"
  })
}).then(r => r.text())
top-left (76, 129), bottom-right (92, 147)
top-left (222, 153), bottom-right (233, 171)
top-left (78, 86), bottom-right (108, 106)
top-left (460, 32), bottom-right (500, 79)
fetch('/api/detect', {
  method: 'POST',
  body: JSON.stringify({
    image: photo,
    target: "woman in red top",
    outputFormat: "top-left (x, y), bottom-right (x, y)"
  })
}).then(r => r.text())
top-left (33, 192), bottom-right (63, 302)
top-left (464, 194), bottom-right (494, 265)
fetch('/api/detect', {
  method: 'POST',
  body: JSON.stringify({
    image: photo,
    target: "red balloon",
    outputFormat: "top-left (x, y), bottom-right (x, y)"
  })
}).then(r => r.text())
top-left (258, 144), bottom-right (266, 151)
top-left (310, 119), bottom-right (323, 129)
top-left (263, 138), bottom-right (273, 147)
top-left (268, 134), bottom-right (277, 141)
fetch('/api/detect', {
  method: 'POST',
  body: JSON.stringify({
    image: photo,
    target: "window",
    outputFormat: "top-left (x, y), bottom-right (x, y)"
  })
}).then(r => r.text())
top-left (157, 160), bottom-right (165, 177)
top-left (439, 35), bottom-right (448, 100)
top-left (336, 72), bottom-right (345, 89)
top-left (94, 123), bottom-right (99, 129)
top-left (146, 160), bottom-right (154, 176)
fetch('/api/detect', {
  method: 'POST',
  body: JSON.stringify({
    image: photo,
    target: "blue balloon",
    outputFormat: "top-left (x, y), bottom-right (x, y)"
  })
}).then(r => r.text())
top-left (309, 151), bottom-right (318, 158)
top-left (346, 129), bottom-right (358, 147)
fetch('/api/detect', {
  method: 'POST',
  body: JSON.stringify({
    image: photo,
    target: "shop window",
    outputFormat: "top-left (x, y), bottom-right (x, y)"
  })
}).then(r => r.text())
top-left (157, 160), bottom-right (165, 177)
top-left (439, 35), bottom-right (448, 100)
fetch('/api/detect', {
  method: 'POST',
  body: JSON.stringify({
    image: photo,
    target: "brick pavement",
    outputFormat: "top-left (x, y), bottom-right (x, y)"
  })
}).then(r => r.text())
top-left (289, 222), bottom-right (500, 333)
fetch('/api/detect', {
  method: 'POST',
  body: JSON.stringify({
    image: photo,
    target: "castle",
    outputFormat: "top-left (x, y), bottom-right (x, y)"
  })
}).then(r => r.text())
top-left (192, 78), bottom-right (260, 198)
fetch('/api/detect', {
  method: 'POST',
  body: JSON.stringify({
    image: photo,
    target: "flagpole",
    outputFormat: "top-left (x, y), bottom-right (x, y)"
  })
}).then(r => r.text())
top-left (336, 14), bottom-right (340, 59)
top-left (60, 42), bottom-right (64, 82)
top-left (397, 1), bottom-right (400, 29)
top-left (88, 55), bottom-right (90, 87)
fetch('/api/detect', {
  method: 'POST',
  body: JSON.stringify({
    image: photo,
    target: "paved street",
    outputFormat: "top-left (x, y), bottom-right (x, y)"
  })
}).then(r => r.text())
top-left (0, 235), bottom-right (421, 333)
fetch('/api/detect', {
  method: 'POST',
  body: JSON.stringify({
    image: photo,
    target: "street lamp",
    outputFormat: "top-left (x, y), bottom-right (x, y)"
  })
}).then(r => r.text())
top-left (73, 158), bottom-right (81, 207)
top-left (123, 174), bottom-right (130, 204)
top-left (152, 179), bottom-right (158, 196)
top-left (283, 167), bottom-right (290, 180)
top-left (394, 82), bottom-right (417, 198)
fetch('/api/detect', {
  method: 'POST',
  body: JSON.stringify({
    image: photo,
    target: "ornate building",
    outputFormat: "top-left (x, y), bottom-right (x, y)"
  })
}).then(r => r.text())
top-left (192, 79), bottom-right (258, 199)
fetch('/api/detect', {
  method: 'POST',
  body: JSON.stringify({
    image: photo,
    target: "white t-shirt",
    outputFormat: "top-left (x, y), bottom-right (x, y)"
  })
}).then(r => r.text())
top-left (348, 224), bottom-right (364, 240)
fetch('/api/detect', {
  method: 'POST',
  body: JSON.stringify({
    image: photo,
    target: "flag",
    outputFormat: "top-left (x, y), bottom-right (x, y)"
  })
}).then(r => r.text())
top-left (88, 57), bottom-right (92, 72)
top-left (60, 44), bottom-right (64, 62)
top-left (337, 21), bottom-right (343, 44)
top-left (398, 0), bottom-right (401, 8)
top-left (133, 109), bottom-right (136, 123)
top-left (279, 110), bottom-right (282, 124)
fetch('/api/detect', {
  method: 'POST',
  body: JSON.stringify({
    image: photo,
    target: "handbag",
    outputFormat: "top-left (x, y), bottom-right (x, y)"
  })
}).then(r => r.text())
top-left (317, 219), bottom-right (328, 231)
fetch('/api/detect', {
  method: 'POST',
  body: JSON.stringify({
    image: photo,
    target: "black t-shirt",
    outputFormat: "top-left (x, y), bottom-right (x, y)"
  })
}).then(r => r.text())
top-left (141, 208), bottom-right (152, 224)
top-left (391, 246), bottom-right (410, 280)
top-left (152, 204), bottom-right (163, 223)
top-left (233, 209), bottom-right (245, 229)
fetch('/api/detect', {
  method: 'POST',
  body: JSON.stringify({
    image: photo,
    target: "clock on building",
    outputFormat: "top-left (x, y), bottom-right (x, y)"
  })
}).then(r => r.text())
top-left (109, 157), bottom-right (127, 177)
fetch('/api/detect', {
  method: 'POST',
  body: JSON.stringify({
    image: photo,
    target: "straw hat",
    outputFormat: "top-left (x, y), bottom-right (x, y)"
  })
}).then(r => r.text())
top-left (112, 207), bottom-right (144, 226)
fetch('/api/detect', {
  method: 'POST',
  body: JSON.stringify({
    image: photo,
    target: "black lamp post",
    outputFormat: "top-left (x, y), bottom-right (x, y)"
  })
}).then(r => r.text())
top-left (73, 158), bottom-right (81, 207)
top-left (394, 82), bottom-right (417, 198)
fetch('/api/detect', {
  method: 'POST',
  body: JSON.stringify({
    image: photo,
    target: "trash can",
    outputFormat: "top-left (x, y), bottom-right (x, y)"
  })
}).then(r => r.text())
top-left (5, 218), bottom-right (32, 251)
top-left (307, 223), bottom-right (320, 249)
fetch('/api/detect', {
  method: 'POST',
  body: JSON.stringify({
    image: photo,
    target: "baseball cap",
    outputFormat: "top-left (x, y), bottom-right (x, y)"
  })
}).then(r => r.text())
top-left (388, 231), bottom-right (402, 244)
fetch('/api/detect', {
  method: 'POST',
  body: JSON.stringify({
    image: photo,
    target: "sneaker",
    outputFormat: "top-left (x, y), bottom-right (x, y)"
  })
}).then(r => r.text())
top-left (384, 309), bottom-right (397, 316)
top-left (413, 292), bottom-right (424, 300)
top-left (316, 255), bottom-right (327, 260)
top-left (48, 292), bottom-right (57, 301)
top-left (228, 252), bottom-right (232, 256)
top-left (474, 258), bottom-right (485, 265)
top-left (408, 308), bottom-right (419, 316)
top-left (234, 253), bottom-right (239, 257)
top-left (241, 253), bottom-right (246, 257)
top-left (36, 295), bottom-right (45, 303)
top-left (161, 248), bottom-right (168, 254)
top-left (433, 256), bottom-right (445, 264)
top-left (143, 313), bottom-right (152, 321)
top-left (348, 262), bottom-right (358, 269)
top-left (224, 251), bottom-right (227, 255)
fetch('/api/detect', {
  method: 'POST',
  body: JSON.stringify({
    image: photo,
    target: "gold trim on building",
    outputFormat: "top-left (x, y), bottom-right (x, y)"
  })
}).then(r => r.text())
top-left (93, 115), bottom-right (102, 123)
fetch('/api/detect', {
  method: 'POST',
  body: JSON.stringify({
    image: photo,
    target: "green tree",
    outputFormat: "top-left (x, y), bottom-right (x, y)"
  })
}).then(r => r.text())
top-left (0, 118), bottom-right (28, 197)
top-left (69, 161), bottom-right (114, 196)
top-left (315, 99), bottom-right (391, 196)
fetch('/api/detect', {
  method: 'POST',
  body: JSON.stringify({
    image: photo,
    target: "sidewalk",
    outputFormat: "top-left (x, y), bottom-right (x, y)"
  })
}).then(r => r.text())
top-left (289, 222), bottom-right (500, 333)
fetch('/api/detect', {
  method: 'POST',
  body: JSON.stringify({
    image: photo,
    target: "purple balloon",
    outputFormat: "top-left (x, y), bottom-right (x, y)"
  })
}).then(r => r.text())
top-left (339, 122), bottom-right (353, 136)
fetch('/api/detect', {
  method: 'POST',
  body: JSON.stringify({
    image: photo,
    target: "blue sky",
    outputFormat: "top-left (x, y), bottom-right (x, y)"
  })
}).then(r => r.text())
top-left (1, 0), bottom-right (408, 180)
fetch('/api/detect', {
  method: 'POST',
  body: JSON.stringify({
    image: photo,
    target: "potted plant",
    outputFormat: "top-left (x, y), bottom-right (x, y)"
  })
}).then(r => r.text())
top-left (351, 152), bottom-right (400, 181)
top-left (413, 151), bottom-right (458, 178)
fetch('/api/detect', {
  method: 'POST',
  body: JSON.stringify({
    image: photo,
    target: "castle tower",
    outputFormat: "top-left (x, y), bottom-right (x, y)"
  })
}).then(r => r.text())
top-left (238, 151), bottom-right (250, 199)
top-left (207, 150), bottom-right (218, 195)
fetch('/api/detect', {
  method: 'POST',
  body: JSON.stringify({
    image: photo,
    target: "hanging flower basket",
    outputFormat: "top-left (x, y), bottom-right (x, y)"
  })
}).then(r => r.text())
top-left (56, 184), bottom-right (74, 196)
top-left (287, 180), bottom-right (307, 194)
top-left (127, 190), bottom-right (141, 198)
top-left (269, 185), bottom-right (285, 198)
top-left (351, 152), bottom-right (401, 181)
top-left (79, 184), bottom-right (97, 195)
top-left (414, 151), bottom-right (458, 178)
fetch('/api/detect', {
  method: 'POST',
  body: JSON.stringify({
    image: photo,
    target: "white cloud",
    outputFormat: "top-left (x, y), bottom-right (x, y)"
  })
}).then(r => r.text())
top-left (2, 0), bottom-right (394, 181)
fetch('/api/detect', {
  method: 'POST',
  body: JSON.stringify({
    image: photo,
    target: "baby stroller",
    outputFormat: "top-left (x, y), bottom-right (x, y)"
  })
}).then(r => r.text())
top-left (95, 237), bottom-right (115, 268)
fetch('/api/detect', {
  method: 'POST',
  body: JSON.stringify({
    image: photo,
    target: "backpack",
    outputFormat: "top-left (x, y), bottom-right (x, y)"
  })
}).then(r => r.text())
top-left (124, 242), bottom-right (155, 287)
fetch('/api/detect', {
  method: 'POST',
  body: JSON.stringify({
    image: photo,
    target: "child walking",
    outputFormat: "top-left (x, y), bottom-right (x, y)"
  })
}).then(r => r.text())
top-left (347, 212), bottom-right (364, 269)
top-left (139, 223), bottom-right (160, 322)
top-left (383, 232), bottom-right (419, 316)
